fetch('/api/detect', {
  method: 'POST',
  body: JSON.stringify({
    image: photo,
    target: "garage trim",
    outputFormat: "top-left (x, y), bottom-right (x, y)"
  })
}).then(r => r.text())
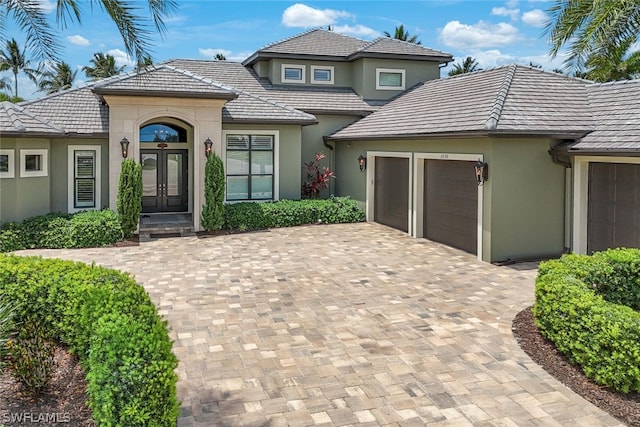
top-left (413, 153), bottom-right (484, 261)
top-left (366, 151), bottom-right (413, 235)
top-left (573, 156), bottom-right (640, 254)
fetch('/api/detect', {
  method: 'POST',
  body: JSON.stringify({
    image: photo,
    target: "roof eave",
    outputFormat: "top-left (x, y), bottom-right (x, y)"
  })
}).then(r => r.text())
top-left (93, 88), bottom-right (238, 100)
top-left (242, 52), bottom-right (348, 66)
top-left (302, 109), bottom-right (373, 117)
top-left (328, 130), bottom-right (492, 141)
top-left (222, 117), bottom-right (318, 126)
top-left (563, 148), bottom-right (640, 157)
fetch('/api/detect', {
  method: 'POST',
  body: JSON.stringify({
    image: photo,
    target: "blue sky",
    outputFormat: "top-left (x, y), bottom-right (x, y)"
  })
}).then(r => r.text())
top-left (5, 0), bottom-right (562, 100)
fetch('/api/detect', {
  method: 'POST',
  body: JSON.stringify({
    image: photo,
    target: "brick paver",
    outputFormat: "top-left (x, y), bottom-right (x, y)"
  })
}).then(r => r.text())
top-left (20, 223), bottom-right (622, 426)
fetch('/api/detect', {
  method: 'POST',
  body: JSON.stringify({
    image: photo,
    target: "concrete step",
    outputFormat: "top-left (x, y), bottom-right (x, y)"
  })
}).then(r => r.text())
top-left (139, 225), bottom-right (195, 242)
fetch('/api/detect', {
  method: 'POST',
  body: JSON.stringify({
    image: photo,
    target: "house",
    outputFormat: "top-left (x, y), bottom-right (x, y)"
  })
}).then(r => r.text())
top-left (1, 29), bottom-right (639, 263)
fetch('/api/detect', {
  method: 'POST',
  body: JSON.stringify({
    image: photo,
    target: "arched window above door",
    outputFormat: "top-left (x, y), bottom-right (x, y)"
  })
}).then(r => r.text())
top-left (140, 123), bottom-right (187, 143)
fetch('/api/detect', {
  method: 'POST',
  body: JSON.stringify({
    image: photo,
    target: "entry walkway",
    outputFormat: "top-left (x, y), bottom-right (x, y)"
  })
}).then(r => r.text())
top-left (21, 223), bottom-right (622, 426)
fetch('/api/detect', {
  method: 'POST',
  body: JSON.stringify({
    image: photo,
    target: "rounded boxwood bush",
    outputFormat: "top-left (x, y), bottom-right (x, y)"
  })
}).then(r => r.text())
top-left (0, 255), bottom-right (178, 426)
top-left (534, 250), bottom-right (640, 393)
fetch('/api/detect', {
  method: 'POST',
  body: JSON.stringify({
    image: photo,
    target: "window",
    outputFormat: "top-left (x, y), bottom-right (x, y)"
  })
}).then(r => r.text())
top-left (140, 122), bottom-right (187, 143)
top-left (20, 149), bottom-right (48, 177)
top-left (0, 149), bottom-right (15, 178)
top-left (68, 145), bottom-right (101, 213)
top-left (225, 134), bottom-right (274, 201)
top-left (281, 64), bottom-right (305, 83)
top-left (311, 65), bottom-right (334, 85)
top-left (376, 68), bottom-right (406, 90)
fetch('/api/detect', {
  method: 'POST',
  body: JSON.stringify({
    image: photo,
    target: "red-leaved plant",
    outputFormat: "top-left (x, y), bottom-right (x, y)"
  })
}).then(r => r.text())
top-left (301, 152), bottom-right (335, 199)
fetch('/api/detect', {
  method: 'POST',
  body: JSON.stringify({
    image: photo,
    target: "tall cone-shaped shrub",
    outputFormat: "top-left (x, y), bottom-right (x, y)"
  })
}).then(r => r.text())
top-left (116, 159), bottom-right (142, 238)
top-left (201, 152), bottom-right (225, 231)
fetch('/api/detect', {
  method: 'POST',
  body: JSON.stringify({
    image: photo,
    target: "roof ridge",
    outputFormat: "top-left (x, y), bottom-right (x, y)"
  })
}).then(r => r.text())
top-left (161, 64), bottom-right (239, 94)
top-left (485, 64), bottom-right (517, 131)
top-left (2, 101), bottom-right (65, 133)
top-left (256, 28), bottom-right (319, 52)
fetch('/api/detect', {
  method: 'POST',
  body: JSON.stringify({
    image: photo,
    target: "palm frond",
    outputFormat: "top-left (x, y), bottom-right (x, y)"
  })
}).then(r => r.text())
top-left (3, 0), bottom-right (60, 62)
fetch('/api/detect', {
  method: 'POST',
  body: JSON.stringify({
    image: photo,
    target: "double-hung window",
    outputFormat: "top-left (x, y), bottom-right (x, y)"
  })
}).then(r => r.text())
top-left (226, 134), bottom-right (274, 201)
top-left (376, 68), bottom-right (406, 90)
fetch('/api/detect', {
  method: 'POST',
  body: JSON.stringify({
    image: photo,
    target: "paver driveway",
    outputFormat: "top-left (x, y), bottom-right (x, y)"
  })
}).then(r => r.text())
top-left (21, 223), bottom-right (621, 426)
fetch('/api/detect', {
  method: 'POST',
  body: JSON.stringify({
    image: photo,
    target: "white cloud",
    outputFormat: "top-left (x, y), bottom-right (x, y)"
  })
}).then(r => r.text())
top-left (107, 49), bottom-right (134, 68)
top-left (439, 20), bottom-right (521, 49)
top-left (282, 3), bottom-right (351, 28)
top-left (199, 48), bottom-right (232, 58)
top-left (67, 35), bottom-right (90, 46)
top-left (333, 24), bottom-right (380, 38)
top-left (445, 49), bottom-right (566, 74)
top-left (491, 7), bottom-right (520, 20)
top-left (506, 0), bottom-right (520, 7)
top-left (38, 0), bottom-right (56, 13)
top-left (522, 9), bottom-right (548, 27)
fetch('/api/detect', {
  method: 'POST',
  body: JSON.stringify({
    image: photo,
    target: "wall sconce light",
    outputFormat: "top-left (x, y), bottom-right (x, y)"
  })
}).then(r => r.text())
top-left (357, 154), bottom-right (366, 172)
top-left (120, 137), bottom-right (130, 159)
top-left (204, 138), bottom-right (213, 158)
top-left (474, 160), bottom-right (488, 186)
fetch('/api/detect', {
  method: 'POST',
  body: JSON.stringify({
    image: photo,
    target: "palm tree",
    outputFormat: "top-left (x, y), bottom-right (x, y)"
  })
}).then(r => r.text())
top-left (545, 0), bottom-right (640, 70)
top-left (583, 36), bottom-right (640, 82)
top-left (0, 38), bottom-right (40, 98)
top-left (448, 56), bottom-right (481, 76)
top-left (0, 76), bottom-right (11, 94)
top-left (0, 0), bottom-right (177, 66)
top-left (383, 24), bottom-right (421, 45)
top-left (83, 52), bottom-right (126, 80)
top-left (38, 61), bottom-right (77, 94)
top-left (214, 53), bottom-right (226, 61)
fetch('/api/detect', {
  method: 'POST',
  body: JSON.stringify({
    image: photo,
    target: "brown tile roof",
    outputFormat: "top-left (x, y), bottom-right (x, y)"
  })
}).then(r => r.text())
top-left (0, 101), bottom-right (65, 135)
top-left (329, 64), bottom-right (595, 140)
top-left (567, 80), bottom-right (640, 152)
top-left (243, 29), bottom-right (452, 65)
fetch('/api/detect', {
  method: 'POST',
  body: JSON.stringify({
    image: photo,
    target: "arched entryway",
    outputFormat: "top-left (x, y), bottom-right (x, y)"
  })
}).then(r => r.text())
top-left (139, 119), bottom-right (192, 213)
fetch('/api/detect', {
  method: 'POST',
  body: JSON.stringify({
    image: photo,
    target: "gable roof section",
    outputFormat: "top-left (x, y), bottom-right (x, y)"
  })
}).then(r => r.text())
top-left (166, 59), bottom-right (374, 115)
top-left (93, 65), bottom-right (237, 99)
top-left (243, 28), bottom-right (452, 65)
top-left (565, 80), bottom-right (640, 153)
top-left (329, 64), bottom-right (595, 140)
top-left (0, 101), bottom-right (65, 135)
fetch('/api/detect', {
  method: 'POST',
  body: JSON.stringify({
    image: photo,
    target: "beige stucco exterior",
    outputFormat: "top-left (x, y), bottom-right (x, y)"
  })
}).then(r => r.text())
top-left (334, 136), bottom-right (567, 263)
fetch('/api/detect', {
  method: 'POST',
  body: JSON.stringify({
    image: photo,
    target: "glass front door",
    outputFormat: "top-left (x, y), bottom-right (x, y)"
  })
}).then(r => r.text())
top-left (141, 149), bottom-right (188, 213)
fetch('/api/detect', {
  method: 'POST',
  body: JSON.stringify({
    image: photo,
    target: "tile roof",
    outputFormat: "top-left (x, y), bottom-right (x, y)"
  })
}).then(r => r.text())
top-left (93, 65), bottom-right (237, 99)
top-left (0, 101), bottom-right (65, 135)
top-left (243, 28), bottom-right (452, 65)
top-left (567, 80), bottom-right (640, 152)
top-left (19, 88), bottom-right (109, 135)
top-left (165, 59), bottom-right (374, 115)
top-left (329, 64), bottom-right (595, 140)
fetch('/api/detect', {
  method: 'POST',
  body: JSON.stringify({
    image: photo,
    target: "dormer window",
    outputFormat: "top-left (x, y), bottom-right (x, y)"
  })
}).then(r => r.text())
top-left (282, 64), bottom-right (305, 83)
top-left (311, 65), bottom-right (334, 85)
top-left (376, 68), bottom-right (406, 90)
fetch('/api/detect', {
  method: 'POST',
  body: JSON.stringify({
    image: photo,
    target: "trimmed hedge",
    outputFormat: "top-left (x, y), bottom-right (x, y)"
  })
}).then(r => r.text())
top-left (223, 196), bottom-right (365, 231)
top-left (0, 255), bottom-right (179, 425)
top-left (533, 249), bottom-right (640, 393)
top-left (0, 210), bottom-right (122, 252)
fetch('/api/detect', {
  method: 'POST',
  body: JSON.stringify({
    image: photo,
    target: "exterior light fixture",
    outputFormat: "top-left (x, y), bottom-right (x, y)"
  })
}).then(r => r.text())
top-left (120, 137), bottom-right (130, 159)
top-left (204, 138), bottom-right (213, 158)
top-left (357, 154), bottom-right (366, 172)
top-left (474, 160), bottom-right (488, 186)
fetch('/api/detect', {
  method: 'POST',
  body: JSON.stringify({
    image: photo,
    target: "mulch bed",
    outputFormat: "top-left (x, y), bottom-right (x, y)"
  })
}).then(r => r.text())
top-left (0, 347), bottom-right (95, 426)
top-left (513, 306), bottom-right (640, 426)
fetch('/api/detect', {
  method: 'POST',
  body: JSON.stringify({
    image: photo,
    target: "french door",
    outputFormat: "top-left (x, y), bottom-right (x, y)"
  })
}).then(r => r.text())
top-left (141, 149), bottom-right (188, 213)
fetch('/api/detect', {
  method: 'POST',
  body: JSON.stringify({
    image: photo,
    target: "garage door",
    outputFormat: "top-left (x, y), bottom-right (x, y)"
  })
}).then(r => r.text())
top-left (424, 159), bottom-right (478, 254)
top-left (588, 162), bottom-right (640, 253)
top-left (374, 156), bottom-right (409, 232)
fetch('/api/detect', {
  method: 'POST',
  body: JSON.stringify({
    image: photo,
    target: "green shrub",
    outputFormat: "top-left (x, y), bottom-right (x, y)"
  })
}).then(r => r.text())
top-left (0, 210), bottom-right (122, 252)
top-left (0, 297), bottom-right (16, 370)
top-left (116, 159), bottom-right (143, 238)
top-left (223, 196), bottom-right (364, 231)
top-left (201, 152), bottom-right (225, 231)
top-left (0, 255), bottom-right (179, 425)
top-left (534, 251), bottom-right (640, 393)
top-left (8, 318), bottom-right (55, 395)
